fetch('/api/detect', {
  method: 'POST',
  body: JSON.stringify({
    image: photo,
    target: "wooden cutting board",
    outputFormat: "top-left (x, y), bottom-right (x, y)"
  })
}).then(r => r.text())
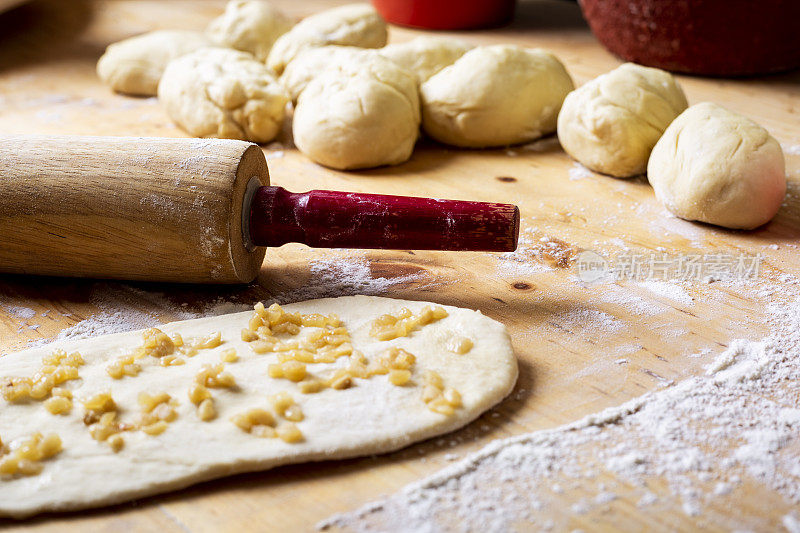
top-left (0, 0), bottom-right (798, 530)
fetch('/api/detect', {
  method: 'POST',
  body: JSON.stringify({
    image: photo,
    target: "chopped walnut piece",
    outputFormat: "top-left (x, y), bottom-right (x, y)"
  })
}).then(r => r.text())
top-left (389, 369), bottom-right (412, 386)
top-left (221, 348), bottom-right (238, 363)
top-left (195, 364), bottom-right (237, 389)
top-left (420, 370), bottom-right (462, 416)
top-left (0, 432), bottom-right (62, 477)
top-left (107, 434), bottom-right (125, 453)
top-left (2, 350), bottom-right (83, 402)
top-left (448, 337), bottom-right (474, 354)
top-left (277, 423), bottom-right (303, 443)
top-left (268, 361), bottom-right (307, 382)
top-left (231, 408), bottom-right (275, 434)
top-left (198, 398), bottom-right (216, 421)
top-left (370, 306), bottom-right (448, 341)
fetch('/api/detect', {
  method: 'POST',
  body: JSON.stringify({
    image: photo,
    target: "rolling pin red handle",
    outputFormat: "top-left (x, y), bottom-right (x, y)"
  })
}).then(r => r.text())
top-left (249, 186), bottom-right (520, 252)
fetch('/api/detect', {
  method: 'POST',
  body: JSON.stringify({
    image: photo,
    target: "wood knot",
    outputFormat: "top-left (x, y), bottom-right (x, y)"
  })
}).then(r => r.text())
top-left (496, 176), bottom-right (517, 183)
top-left (512, 282), bottom-right (532, 290)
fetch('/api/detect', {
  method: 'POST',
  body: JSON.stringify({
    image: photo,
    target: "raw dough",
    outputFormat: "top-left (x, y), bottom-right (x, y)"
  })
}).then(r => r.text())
top-left (293, 54), bottom-right (420, 170)
top-left (420, 45), bottom-right (575, 148)
top-left (557, 63), bottom-right (688, 178)
top-left (158, 47), bottom-right (289, 143)
top-left (206, 0), bottom-right (294, 62)
top-left (648, 102), bottom-right (786, 229)
top-left (378, 36), bottom-right (474, 84)
top-left (0, 296), bottom-right (517, 518)
top-left (280, 45), bottom-right (368, 102)
top-left (266, 3), bottom-right (387, 75)
top-left (96, 30), bottom-right (212, 96)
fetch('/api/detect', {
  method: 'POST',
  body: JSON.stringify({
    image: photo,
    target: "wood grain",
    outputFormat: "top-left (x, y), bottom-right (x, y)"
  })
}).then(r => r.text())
top-left (0, 0), bottom-right (798, 531)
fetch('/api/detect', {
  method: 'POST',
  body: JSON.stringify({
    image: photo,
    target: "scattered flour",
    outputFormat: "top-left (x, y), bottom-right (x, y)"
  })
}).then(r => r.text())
top-left (597, 284), bottom-right (663, 317)
top-left (550, 307), bottom-right (624, 338)
top-left (568, 162), bottom-right (594, 181)
top-left (1, 305), bottom-right (36, 320)
top-left (3, 254), bottom-right (430, 353)
top-left (781, 144), bottom-right (800, 156)
top-left (320, 293), bottom-right (800, 532)
top-left (636, 280), bottom-right (694, 307)
top-left (276, 256), bottom-right (428, 302)
top-left (496, 226), bottom-right (577, 277)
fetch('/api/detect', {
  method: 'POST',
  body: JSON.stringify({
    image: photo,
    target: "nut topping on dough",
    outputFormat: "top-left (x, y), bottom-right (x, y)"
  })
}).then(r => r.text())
top-left (108, 328), bottom-right (224, 379)
top-left (0, 296), bottom-right (517, 514)
top-left (448, 337), bottom-right (474, 355)
top-left (422, 371), bottom-right (462, 416)
top-left (370, 306), bottom-right (448, 341)
top-left (0, 433), bottom-right (62, 478)
top-left (2, 349), bottom-right (84, 403)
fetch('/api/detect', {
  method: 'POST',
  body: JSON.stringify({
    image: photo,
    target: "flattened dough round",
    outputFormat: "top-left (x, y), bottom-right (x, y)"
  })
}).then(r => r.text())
top-left (293, 54), bottom-right (420, 169)
top-left (557, 63), bottom-right (688, 178)
top-left (96, 30), bottom-right (212, 96)
top-left (158, 47), bottom-right (289, 143)
top-left (266, 3), bottom-right (387, 74)
top-left (420, 45), bottom-right (574, 148)
top-left (0, 296), bottom-right (517, 518)
top-left (378, 36), bottom-right (474, 84)
top-left (206, 0), bottom-right (294, 62)
top-left (648, 102), bottom-right (786, 229)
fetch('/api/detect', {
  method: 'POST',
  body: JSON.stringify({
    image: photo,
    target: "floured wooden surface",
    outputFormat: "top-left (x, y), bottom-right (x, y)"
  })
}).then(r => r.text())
top-left (0, 0), bottom-right (799, 530)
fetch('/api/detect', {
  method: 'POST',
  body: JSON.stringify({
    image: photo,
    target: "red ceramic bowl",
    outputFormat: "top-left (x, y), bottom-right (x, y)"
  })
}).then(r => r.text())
top-left (372, 0), bottom-right (516, 30)
top-left (580, 0), bottom-right (800, 76)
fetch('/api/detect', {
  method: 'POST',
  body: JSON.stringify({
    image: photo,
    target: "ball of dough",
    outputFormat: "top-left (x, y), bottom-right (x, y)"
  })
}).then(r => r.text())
top-left (378, 36), bottom-right (474, 84)
top-left (557, 63), bottom-right (688, 178)
top-left (420, 45), bottom-right (574, 148)
top-left (206, 0), bottom-right (294, 62)
top-left (648, 102), bottom-right (786, 229)
top-left (158, 48), bottom-right (289, 143)
top-left (96, 30), bottom-right (212, 96)
top-left (293, 54), bottom-right (419, 170)
top-left (266, 3), bottom-right (387, 74)
top-left (280, 45), bottom-right (368, 102)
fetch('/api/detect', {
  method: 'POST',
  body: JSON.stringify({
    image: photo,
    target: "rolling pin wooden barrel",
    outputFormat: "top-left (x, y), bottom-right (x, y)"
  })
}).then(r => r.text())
top-left (0, 135), bottom-right (520, 283)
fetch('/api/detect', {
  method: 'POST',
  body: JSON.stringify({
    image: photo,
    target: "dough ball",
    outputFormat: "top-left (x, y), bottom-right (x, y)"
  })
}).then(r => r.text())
top-left (557, 63), bottom-right (688, 178)
top-left (266, 3), bottom-right (387, 74)
top-left (158, 48), bottom-right (289, 143)
top-left (293, 54), bottom-right (419, 170)
top-left (96, 30), bottom-right (212, 96)
top-left (206, 0), bottom-right (294, 62)
top-left (378, 36), bottom-right (474, 83)
top-left (420, 45), bottom-right (574, 148)
top-left (648, 102), bottom-right (786, 229)
top-left (280, 45), bottom-right (368, 102)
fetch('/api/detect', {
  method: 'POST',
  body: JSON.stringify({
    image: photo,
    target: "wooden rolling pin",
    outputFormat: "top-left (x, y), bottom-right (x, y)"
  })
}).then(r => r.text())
top-left (0, 135), bottom-right (519, 283)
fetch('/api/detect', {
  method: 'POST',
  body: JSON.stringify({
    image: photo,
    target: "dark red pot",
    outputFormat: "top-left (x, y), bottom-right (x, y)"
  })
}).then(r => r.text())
top-left (372, 0), bottom-right (516, 30)
top-left (580, 0), bottom-right (800, 76)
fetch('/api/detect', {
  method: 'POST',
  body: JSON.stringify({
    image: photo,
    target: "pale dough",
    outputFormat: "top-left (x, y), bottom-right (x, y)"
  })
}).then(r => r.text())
top-left (158, 47), bottom-right (289, 143)
top-left (0, 296), bottom-right (517, 518)
top-left (96, 30), bottom-right (212, 96)
top-left (206, 0), bottom-right (294, 62)
top-left (557, 63), bottom-right (688, 178)
top-left (420, 45), bottom-right (575, 148)
top-left (378, 36), bottom-right (474, 84)
top-left (266, 3), bottom-right (387, 75)
top-left (293, 53), bottom-right (420, 170)
top-left (280, 45), bottom-right (368, 103)
top-left (648, 102), bottom-right (786, 229)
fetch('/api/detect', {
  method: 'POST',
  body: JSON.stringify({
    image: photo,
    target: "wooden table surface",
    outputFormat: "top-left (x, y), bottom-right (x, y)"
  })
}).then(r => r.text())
top-left (1, 1), bottom-right (799, 531)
